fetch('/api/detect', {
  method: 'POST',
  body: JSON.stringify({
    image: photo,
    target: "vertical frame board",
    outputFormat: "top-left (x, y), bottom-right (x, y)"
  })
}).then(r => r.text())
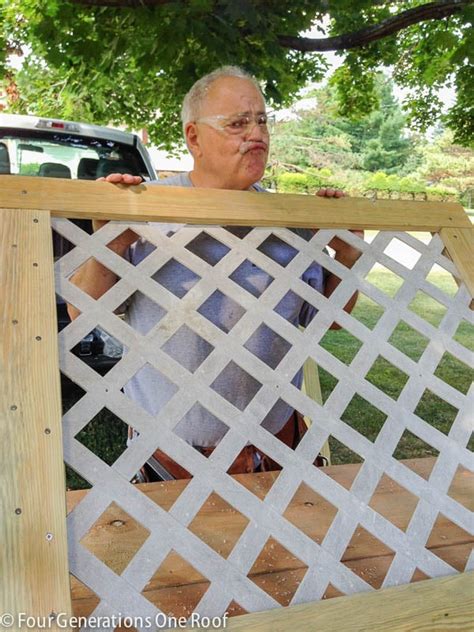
top-left (0, 208), bottom-right (72, 629)
top-left (440, 227), bottom-right (474, 297)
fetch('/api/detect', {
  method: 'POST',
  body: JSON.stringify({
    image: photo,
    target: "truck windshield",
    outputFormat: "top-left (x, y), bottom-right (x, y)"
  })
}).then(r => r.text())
top-left (0, 129), bottom-right (149, 180)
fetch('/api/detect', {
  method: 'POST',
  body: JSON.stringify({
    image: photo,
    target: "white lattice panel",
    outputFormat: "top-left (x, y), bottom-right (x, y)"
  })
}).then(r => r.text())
top-left (53, 219), bottom-right (473, 629)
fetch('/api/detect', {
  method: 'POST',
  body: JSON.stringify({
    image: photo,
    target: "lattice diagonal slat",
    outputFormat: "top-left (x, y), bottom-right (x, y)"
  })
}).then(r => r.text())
top-left (53, 218), bottom-right (473, 626)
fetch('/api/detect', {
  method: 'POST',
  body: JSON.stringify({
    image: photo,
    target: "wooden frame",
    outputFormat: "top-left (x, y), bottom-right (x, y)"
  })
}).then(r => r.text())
top-left (0, 175), bottom-right (471, 230)
top-left (1, 175), bottom-right (472, 631)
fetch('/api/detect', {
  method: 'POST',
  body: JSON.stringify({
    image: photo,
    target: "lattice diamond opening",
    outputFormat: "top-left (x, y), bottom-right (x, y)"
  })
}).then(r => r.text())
top-left (426, 514), bottom-right (472, 572)
top-left (247, 537), bottom-right (309, 606)
top-left (414, 389), bottom-right (459, 435)
top-left (447, 466), bottom-right (474, 512)
top-left (283, 482), bottom-right (339, 544)
top-left (257, 234), bottom-right (299, 267)
top-left (185, 231), bottom-right (231, 265)
top-left (125, 291), bottom-right (167, 334)
top-left (225, 601), bottom-right (248, 616)
top-left (229, 259), bottom-right (274, 297)
top-left (68, 258), bottom-right (122, 299)
top-left (326, 437), bottom-right (364, 472)
top-left (70, 327), bottom-right (124, 376)
top-left (52, 228), bottom-right (76, 258)
top-left (75, 407), bottom-right (128, 466)
top-left (393, 431), bottom-right (439, 478)
top-left (80, 502), bottom-right (150, 575)
top-left (162, 325), bottom-right (214, 373)
top-left (453, 320), bottom-right (474, 351)
top-left (317, 366), bottom-right (340, 403)
top-left (350, 292), bottom-right (385, 330)
top-left (340, 394), bottom-right (387, 442)
top-left (141, 550), bottom-right (210, 617)
top-left (210, 361), bottom-right (262, 410)
top-left (70, 576), bottom-right (100, 619)
top-left (365, 265), bottom-right (404, 297)
top-left (408, 291), bottom-right (448, 327)
top-left (173, 403), bottom-right (230, 448)
top-left (322, 584), bottom-right (345, 600)
top-left (425, 263), bottom-right (459, 294)
top-left (197, 290), bottom-right (246, 333)
top-left (342, 526), bottom-right (395, 589)
top-left (388, 321), bottom-right (430, 361)
top-left (368, 475), bottom-right (419, 532)
top-left (365, 355), bottom-right (409, 400)
top-left (61, 375), bottom-right (86, 412)
top-left (188, 492), bottom-right (250, 558)
top-left (383, 237), bottom-right (422, 270)
top-left (65, 464), bottom-right (91, 492)
top-left (319, 328), bottom-right (363, 365)
top-left (152, 258), bottom-right (201, 297)
top-left (244, 324), bottom-right (291, 369)
top-left (434, 352), bottom-right (474, 394)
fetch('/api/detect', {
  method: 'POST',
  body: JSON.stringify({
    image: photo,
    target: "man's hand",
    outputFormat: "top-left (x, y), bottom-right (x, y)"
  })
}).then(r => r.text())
top-left (314, 188), bottom-right (363, 264)
top-left (93, 173), bottom-right (143, 251)
top-left (313, 187), bottom-right (364, 327)
top-left (97, 173), bottom-right (143, 185)
top-left (316, 187), bottom-right (345, 198)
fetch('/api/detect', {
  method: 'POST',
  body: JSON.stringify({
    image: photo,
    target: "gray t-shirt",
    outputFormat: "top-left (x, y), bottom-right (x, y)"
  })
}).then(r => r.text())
top-left (124, 173), bottom-right (325, 447)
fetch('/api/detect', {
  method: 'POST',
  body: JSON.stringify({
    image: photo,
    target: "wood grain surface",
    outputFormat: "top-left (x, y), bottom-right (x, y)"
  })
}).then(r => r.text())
top-left (68, 458), bottom-right (473, 622)
top-left (0, 208), bottom-right (72, 630)
top-left (440, 227), bottom-right (474, 296)
top-left (0, 176), bottom-right (470, 230)
top-left (224, 572), bottom-right (474, 631)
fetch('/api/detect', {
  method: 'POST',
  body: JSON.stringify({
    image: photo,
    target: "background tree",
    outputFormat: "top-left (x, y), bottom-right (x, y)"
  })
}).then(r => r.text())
top-left (1, 0), bottom-right (472, 148)
top-left (268, 77), bottom-right (473, 204)
top-left (415, 129), bottom-right (474, 204)
top-left (359, 81), bottom-right (413, 173)
top-left (271, 76), bottom-right (414, 174)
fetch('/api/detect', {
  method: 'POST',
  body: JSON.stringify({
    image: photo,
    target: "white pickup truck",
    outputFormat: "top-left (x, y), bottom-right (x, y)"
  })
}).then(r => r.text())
top-left (0, 113), bottom-right (158, 388)
top-left (0, 113), bottom-right (156, 180)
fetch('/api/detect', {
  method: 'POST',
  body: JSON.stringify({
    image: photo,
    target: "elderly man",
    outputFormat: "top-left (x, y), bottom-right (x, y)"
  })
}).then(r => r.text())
top-left (68, 66), bottom-right (362, 480)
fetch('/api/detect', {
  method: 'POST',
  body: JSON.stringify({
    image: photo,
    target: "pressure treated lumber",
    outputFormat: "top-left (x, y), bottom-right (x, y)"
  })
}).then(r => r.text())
top-left (0, 209), bottom-right (72, 629)
top-left (440, 227), bottom-right (474, 296)
top-left (224, 572), bottom-right (474, 631)
top-left (68, 459), bottom-right (473, 618)
top-left (0, 175), bottom-right (471, 230)
top-left (71, 543), bottom-right (473, 624)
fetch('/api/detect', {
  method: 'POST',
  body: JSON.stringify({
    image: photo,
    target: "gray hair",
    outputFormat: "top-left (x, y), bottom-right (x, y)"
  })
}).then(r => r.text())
top-left (180, 65), bottom-right (264, 133)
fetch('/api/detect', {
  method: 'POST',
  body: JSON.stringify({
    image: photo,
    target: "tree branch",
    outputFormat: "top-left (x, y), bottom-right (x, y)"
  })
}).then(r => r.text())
top-left (278, 1), bottom-right (472, 52)
top-left (70, 0), bottom-right (174, 6)
top-left (68, 0), bottom-right (472, 52)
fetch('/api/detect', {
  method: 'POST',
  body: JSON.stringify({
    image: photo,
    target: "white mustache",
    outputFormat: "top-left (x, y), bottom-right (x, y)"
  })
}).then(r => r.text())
top-left (239, 141), bottom-right (268, 155)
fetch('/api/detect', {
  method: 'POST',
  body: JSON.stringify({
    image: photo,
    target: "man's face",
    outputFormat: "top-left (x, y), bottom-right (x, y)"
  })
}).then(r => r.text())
top-left (185, 76), bottom-right (270, 190)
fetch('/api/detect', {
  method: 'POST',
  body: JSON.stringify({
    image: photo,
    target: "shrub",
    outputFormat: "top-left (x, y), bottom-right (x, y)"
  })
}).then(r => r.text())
top-left (275, 168), bottom-right (339, 194)
top-left (426, 185), bottom-right (458, 201)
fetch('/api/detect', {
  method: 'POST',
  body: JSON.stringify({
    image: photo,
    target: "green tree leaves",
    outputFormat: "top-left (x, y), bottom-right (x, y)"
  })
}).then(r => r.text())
top-left (268, 78), bottom-right (472, 203)
top-left (1, 0), bottom-right (472, 147)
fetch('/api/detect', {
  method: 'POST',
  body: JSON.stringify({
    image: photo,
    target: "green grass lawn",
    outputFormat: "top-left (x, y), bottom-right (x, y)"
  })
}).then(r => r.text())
top-left (64, 268), bottom-right (473, 488)
top-left (319, 268), bottom-right (473, 464)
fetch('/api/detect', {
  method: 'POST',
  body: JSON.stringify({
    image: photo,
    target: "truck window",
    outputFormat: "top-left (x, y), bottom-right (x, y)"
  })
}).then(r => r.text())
top-left (0, 129), bottom-right (149, 180)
